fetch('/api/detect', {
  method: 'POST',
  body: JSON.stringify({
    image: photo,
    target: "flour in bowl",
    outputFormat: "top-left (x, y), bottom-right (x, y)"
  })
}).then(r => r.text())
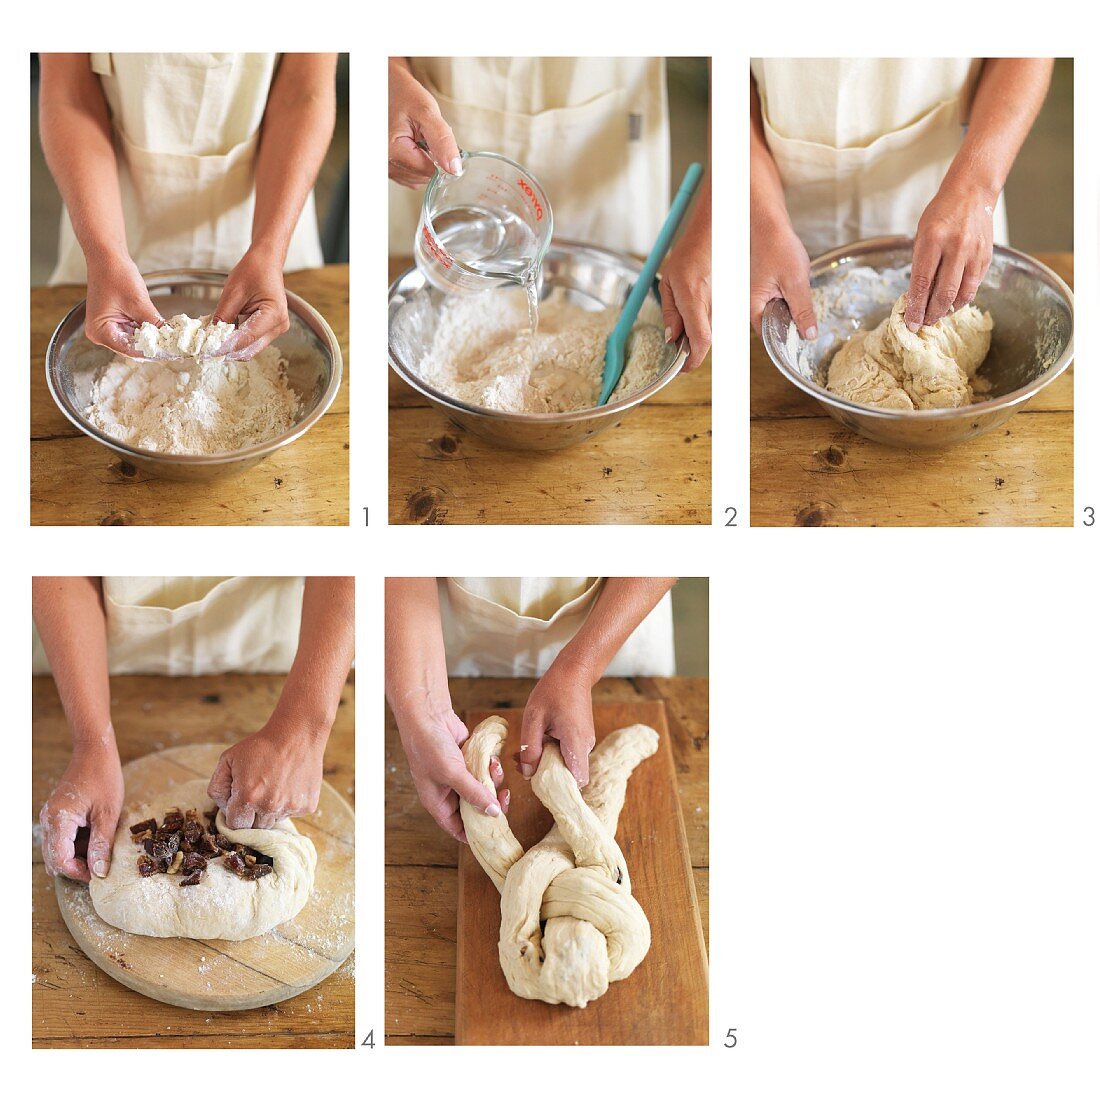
top-left (85, 314), bottom-right (300, 455)
top-left (415, 288), bottom-right (668, 414)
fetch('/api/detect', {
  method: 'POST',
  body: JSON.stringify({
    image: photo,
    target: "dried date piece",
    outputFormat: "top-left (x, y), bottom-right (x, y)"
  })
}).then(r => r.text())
top-left (179, 871), bottom-right (202, 887)
top-left (181, 851), bottom-right (208, 874)
top-left (129, 818), bottom-right (157, 842)
top-left (222, 851), bottom-right (249, 877)
top-left (137, 854), bottom-right (159, 877)
top-left (159, 809), bottom-right (184, 834)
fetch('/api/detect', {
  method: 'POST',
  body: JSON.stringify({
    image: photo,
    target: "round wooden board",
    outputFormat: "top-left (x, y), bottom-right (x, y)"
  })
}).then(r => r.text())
top-left (55, 743), bottom-right (354, 1012)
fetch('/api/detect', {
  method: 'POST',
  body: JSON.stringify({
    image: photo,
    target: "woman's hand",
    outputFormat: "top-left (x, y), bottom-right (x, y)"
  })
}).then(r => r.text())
top-left (518, 658), bottom-right (597, 787)
top-left (659, 225), bottom-right (712, 371)
top-left (388, 58), bottom-right (462, 188)
top-left (39, 740), bottom-right (123, 882)
top-left (211, 244), bottom-right (290, 361)
top-left (904, 180), bottom-right (996, 330)
top-left (84, 252), bottom-right (164, 356)
top-left (207, 716), bottom-right (326, 830)
top-left (396, 706), bottom-right (507, 842)
top-left (749, 216), bottom-right (816, 338)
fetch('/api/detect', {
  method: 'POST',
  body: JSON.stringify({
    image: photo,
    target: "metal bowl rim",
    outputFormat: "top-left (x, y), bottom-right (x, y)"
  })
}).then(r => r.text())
top-left (761, 235), bottom-right (1075, 421)
top-left (45, 268), bottom-right (343, 465)
top-left (387, 238), bottom-right (688, 423)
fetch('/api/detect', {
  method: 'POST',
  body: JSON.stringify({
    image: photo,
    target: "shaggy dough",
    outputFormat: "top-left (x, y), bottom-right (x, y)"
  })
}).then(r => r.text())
top-left (89, 779), bottom-right (317, 941)
top-left (827, 294), bottom-right (993, 410)
top-left (460, 716), bottom-right (658, 1008)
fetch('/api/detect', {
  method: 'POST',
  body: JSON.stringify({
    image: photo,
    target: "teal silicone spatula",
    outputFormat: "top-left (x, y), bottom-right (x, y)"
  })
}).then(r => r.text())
top-left (598, 162), bottom-right (705, 406)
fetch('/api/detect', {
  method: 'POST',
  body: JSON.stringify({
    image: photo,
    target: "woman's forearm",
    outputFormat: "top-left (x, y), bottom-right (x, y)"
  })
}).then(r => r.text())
top-left (556, 578), bottom-right (678, 683)
top-left (250, 53), bottom-right (338, 263)
top-left (32, 577), bottom-right (114, 748)
top-left (749, 75), bottom-right (793, 234)
top-left (385, 578), bottom-right (451, 720)
top-left (39, 54), bottom-right (129, 264)
top-left (272, 576), bottom-right (354, 740)
top-left (944, 58), bottom-right (1054, 201)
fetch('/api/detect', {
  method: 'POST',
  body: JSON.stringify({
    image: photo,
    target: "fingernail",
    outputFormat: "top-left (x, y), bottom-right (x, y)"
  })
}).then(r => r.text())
top-left (92, 860), bottom-right (107, 878)
top-left (806, 325), bottom-right (818, 340)
top-left (447, 157), bottom-right (463, 176)
top-left (906, 321), bottom-right (921, 333)
top-left (664, 326), bottom-right (674, 343)
top-left (520, 763), bottom-right (535, 779)
top-left (484, 802), bottom-right (501, 817)
top-left (501, 789), bottom-right (511, 811)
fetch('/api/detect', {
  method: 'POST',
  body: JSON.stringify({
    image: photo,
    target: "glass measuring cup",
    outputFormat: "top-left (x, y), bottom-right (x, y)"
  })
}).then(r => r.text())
top-left (414, 151), bottom-right (553, 295)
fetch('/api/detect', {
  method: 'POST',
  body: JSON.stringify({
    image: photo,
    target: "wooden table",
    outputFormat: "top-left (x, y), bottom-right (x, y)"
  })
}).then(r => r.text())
top-left (750, 252), bottom-right (1074, 527)
top-left (388, 256), bottom-right (711, 525)
top-left (32, 672), bottom-right (355, 1049)
top-left (30, 265), bottom-right (350, 526)
top-left (385, 677), bottom-right (708, 1045)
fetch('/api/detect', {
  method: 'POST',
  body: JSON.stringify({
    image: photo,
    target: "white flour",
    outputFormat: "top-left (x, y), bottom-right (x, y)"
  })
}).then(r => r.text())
top-left (85, 314), bottom-right (299, 455)
top-left (133, 313), bottom-right (236, 360)
top-left (416, 288), bottom-right (667, 414)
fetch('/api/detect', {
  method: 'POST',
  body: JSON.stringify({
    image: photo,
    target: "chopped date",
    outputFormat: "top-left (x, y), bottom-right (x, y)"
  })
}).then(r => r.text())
top-left (129, 818), bottom-right (157, 841)
top-left (179, 871), bottom-right (203, 887)
top-left (181, 851), bottom-right (208, 873)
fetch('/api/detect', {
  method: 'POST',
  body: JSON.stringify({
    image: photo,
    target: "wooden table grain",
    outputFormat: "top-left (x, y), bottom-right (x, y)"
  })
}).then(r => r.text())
top-left (388, 256), bottom-right (711, 525)
top-left (30, 265), bottom-right (350, 527)
top-left (750, 252), bottom-right (1074, 527)
top-left (384, 676), bottom-right (709, 1046)
top-left (32, 672), bottom-right (355, 1049)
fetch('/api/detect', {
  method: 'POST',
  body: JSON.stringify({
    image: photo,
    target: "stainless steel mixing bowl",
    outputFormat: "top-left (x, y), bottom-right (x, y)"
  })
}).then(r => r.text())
top-left (760, 236), bottom-right (1074, 448)
top-left (46, 269), bottom-right (342, 480)
top-left (388, 240), bottom-right (688, 450)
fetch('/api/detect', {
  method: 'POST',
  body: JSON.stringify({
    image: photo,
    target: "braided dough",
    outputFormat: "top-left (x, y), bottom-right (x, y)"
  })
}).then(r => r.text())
top-left (460, 715), bottom-right (658, 1008)
top-left (827, 293), bottom-right (993, 410)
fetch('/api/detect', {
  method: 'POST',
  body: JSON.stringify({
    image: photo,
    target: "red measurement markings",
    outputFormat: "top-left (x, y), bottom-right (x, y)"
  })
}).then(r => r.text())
top-left (421, 223), bottom-right (453, 268)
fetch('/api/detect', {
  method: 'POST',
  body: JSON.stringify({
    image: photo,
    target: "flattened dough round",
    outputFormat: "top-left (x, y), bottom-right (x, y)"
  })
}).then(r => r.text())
top-left (89, 779), bottom-right (317, 941)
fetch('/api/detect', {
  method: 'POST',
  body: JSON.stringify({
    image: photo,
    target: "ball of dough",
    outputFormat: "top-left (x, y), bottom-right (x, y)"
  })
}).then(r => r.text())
top-left (827, 294), bottom-right (993, 410)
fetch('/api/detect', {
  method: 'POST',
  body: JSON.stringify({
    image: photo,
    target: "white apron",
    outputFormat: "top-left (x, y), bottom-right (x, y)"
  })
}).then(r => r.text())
top-left (440, 577), bottom-right (675, 678)
top-left (32, 576), bottom-right (304, 676)
top-left (50, 52), bottom-right (324, 284)
top-left (751, 58), bottom-right (1009, 258)
top-left (388, 57), bottom-right (670, 256)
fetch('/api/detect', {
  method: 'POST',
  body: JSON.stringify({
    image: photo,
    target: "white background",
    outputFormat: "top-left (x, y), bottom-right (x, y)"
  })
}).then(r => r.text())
top-left (8, 1), bottom-right (1099, 1088)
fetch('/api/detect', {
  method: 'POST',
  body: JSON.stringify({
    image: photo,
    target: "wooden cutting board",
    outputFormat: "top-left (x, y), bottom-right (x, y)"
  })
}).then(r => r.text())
top-left (456, 702), bottom-right (708, 1045)
top-left (55, 743), bottom-right (354, 1011)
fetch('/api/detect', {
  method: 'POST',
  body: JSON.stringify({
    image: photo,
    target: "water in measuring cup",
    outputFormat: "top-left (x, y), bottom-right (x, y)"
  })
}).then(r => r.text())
top-left (434, 204), bottom-right (542, 331)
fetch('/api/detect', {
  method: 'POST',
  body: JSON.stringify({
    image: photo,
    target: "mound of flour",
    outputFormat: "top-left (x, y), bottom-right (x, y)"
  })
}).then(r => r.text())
top-left (416, 288), bottom-right (667, 414)
top-left (85, 314), bottom-right (299, 455)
